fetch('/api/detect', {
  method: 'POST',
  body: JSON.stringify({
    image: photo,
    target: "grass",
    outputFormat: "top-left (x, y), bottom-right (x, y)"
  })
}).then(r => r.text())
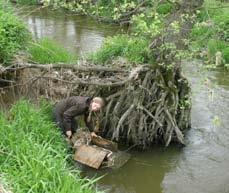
top-left (29, 38), bottom-right (77, 64)
top-left (88, 35), bottom-right (149, 65)
top-left (207, 39), bottom-right (228, 61)
top-left (0, 100), bottom-right (98, 193)
top-left (13, 0), bottom-right (38, 5)
top-left (190, 0), bottom-right (229, 64)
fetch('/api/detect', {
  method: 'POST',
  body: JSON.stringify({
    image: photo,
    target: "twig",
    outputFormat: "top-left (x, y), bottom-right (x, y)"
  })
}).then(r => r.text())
top-left (0, 78), bottom-right (15, 83)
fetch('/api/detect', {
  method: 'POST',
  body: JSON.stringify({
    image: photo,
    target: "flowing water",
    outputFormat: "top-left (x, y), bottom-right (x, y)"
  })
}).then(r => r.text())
top-left (19, 7), bottom-right (229, 193)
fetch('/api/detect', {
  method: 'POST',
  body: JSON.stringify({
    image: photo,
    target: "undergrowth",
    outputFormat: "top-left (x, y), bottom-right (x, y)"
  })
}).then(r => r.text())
top-left (0, 0), bottom-right (29, 65)
top-left (190, 0), bottom-right (229, 67)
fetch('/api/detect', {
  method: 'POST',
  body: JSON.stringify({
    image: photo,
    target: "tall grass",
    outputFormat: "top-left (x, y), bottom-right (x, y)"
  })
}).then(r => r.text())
top-left (190, 0), bottom-right (229, 64)
top-left (29, 38), bottom-right (77, 64)
top-left (0, 100), bottom-right (97, 193)
top-left (15, 0), bottom-right (38, 5)
top-left (88, 35), bottom-right (149, 65)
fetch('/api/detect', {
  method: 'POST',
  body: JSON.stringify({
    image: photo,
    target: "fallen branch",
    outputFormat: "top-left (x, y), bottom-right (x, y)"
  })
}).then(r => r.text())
top-left (1, 62), bottom-right (128, 74)
top-left (137, 105), bottom-right (163, 127)
top-left (112, 104), bottom-right (135, 141)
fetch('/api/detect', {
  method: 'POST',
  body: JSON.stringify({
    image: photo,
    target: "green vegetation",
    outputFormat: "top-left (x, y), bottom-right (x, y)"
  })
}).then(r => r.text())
top-left (47, 0), bottom-right (152, 21)
top-left (0, 1), bottom-right (76, 65)
top-left (15, 0), bottom-right (37, 5)
top-left (10, 0), bottom-right (168, 66)
top-left (87, 2), bottom-right (164, 65)
top-left (88, 35), bottom-right (150, 65)
top-left (0, 100), bottom-right (97, 193)
top-left (29, 38), bottom-right (77, 64)
top-left (190, 0), bottom-right (229, 66)
top-left (10, 0), bottom-right (227, 68)
top-left (0, 1), bottom-right (29, 65)
top-left (207, 39), bottom-right (228, 61)
top-left (156, 2), bottom-right (173, 15)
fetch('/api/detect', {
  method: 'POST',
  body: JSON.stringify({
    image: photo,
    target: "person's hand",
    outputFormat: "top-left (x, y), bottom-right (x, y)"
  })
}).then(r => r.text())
top-left (90, 132), bottom-right (97, 138)
top-left (66, 130), bottom-right (72, 139)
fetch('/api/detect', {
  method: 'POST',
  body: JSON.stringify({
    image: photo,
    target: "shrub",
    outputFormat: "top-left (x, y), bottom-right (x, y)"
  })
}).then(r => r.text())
top-left (156, 3), bottom-right (173, 15)
top-left (29, 38), bottom-right (77, 64)
top-left (0, 10), bottom-right (29, 65)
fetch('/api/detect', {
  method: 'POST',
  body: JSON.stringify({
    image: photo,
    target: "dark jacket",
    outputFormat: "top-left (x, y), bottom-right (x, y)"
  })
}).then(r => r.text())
top-left (53, 96), bottom-right (93, 134)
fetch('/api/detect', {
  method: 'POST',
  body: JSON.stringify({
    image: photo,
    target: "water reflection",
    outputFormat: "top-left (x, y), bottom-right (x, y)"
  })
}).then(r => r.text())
top-left (19, 7), bottom-right (125, 56)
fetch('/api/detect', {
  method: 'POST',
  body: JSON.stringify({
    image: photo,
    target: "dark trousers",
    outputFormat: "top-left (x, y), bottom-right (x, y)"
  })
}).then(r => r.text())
top-left (53, 110), bottom-right (78, 136)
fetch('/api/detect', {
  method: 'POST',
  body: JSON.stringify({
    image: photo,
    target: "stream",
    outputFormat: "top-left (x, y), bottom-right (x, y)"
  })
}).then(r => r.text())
top-left (18, 6), bottom-right (229, 193)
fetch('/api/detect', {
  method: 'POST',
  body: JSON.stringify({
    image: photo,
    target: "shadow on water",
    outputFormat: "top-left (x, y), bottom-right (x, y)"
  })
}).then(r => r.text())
top-left (15, 6), bottom-right (229, 193)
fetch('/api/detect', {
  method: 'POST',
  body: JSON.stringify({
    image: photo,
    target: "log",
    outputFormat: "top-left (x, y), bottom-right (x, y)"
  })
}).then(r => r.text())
top-left (91, 135), bottom-right (118, 152)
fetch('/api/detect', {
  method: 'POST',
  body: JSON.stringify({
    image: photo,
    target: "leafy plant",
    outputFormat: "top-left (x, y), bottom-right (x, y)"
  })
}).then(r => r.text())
top-left (156, 2), bottom-right (173, 15)
top-left (131, 12), bottom-right (162, 38)
top-left (0, 10), bottom-right (29, 65)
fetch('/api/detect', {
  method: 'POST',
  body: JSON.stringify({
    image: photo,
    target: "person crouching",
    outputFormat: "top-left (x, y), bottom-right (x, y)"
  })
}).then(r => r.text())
top-left (53, 96), bottom-right (104, 140)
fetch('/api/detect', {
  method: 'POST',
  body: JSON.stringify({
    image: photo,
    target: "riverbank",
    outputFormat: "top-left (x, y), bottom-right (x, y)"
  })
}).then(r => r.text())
top-left (0, 2), bottom-right (99, 192)
top-left (0, 100), bottom-right (98, 193)
top-left (190, 0), bottom-right (229, 67)
top-left (0, 1), bottom-right (80, 66)
top-left (12, 0), bottom-right (229, 68)
top-left (1, 1), bottom-right (229, 193)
